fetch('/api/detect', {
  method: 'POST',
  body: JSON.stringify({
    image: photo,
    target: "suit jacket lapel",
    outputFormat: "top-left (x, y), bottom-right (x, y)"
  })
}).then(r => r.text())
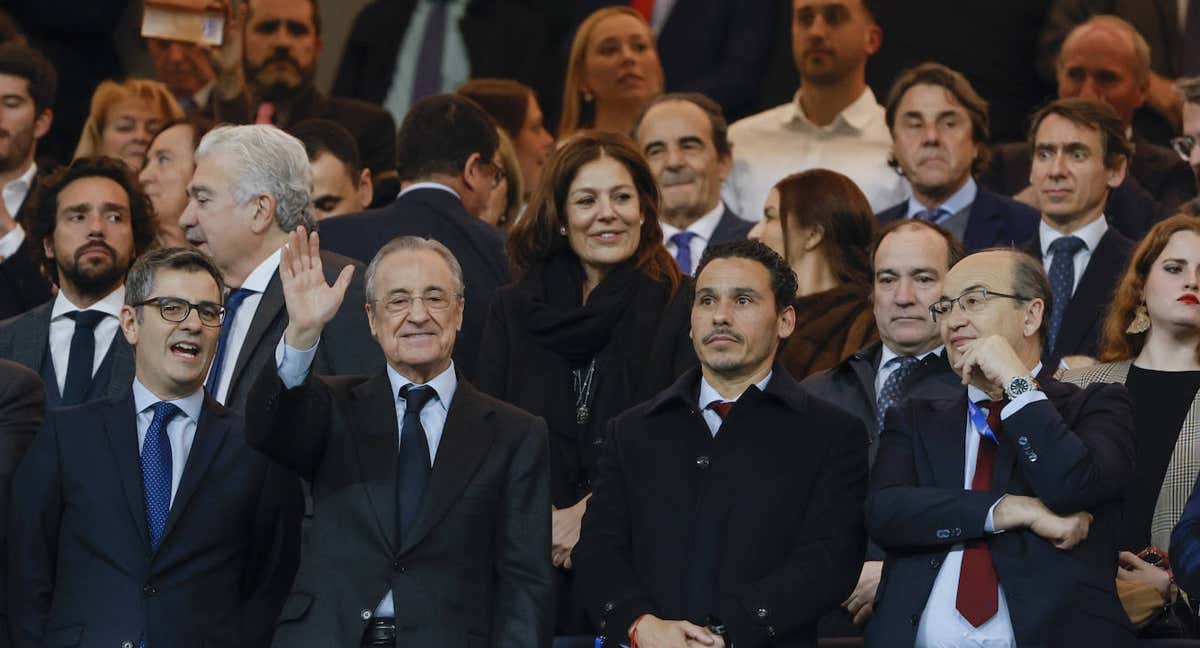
top-left (159, 399), bottom-right (229, 545)
top-left (11, 302), bottom-right (50, 371)
top-left (227, 272), bottom-right (285, 399)
top-left (103, 393), bottom-right (151, 552)
top-left (400, 380), bottom-right (494, 553)
top-left (354, 373), bottom-right (402, 553)
top-left (105, 335), bottom-right (136, 398)
top-left (963, 192), bottom-right (1002, 252)
top-left (921, 398), bottom-right (968, 490)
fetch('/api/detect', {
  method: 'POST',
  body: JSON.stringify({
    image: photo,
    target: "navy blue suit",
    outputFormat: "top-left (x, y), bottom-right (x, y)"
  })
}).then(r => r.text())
top-left (865, 375), bottom-right (1136, 647)
top-left (875, 189), bottom-right (1040, 253)
top-left (709, 205), bottom-right (754, 246)
top-left (7, 392), bottom-right (302, 648)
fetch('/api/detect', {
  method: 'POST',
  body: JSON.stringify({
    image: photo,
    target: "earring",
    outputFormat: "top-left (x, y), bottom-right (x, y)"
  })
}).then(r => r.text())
top-left (559, 226), bottom-right (567, 235)
top-left (1126, 304), bottom-right (1150, 334)
top-left (582, 91), bottom-right (594, 103)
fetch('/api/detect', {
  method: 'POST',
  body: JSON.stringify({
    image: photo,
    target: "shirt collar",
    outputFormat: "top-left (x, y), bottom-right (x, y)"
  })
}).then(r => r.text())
top-left (386, 361), bottom-right (458, 413)
top-left (242, 248), bottom-right (283, 293)
top-left (786, 87), bottom-right (879, 133)
top-left (1039, 214), bottom-right (1107, 259)
top-left (51, 284), bottom-right (126, 321)
top-left (132, 377), bottom-right (205, 423)
top-left (965, 362), bottom-right (1043, 402)
top-left (698, 371), bottom-right (773, 408)
top-left (660, 201), bottom-right (725, 242)
top-left (879, 342), bottom-right (943, 370)
top-left (906, 177), bottom-right (977, 218)
top-left (398, 182), bottom-right (461, 201)
top-left (4, 161), bottom-right (36, 193)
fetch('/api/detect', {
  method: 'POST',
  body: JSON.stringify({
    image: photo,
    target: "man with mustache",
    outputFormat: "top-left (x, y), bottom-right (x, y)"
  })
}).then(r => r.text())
top-left (575, 239), bottom-right (868, 647)
top-left (0, 157), bottom-right (155, 406)
top-left (876, 63), bottom-right (1039, 252)
top-left (723, 0), bottom-right (906, 219)
top-left (634, 93), bottom-right (753, 276)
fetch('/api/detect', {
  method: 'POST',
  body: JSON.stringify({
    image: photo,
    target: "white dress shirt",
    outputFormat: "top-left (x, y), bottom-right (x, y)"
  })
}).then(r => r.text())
top-left (0, 162), bottom-right (37, 260)
top-left (207, 249), bottom-right (281, 404)
top-left (47, 285), bottom-right (126, 395)
top-left (276, 337), bottom-right (458, 618)
top-left (1038, 215), bottom-right (1107, 297)
top-left (397, 181), bottom-right (460, 202)
top-left (915, 369), bottom-right (1048, 648)
top-left (723, 87), bottom-right (908, 220)
top-left (660, 202), bottom-right (725, 276)
top-left (874, 344), bottom-right (943, 401)
top-left (381, 0), bottom-right (472, 124)
top-left (697, 372), bottom-right (772, 436)
top-left (132, 378), bottom-right (205, 505)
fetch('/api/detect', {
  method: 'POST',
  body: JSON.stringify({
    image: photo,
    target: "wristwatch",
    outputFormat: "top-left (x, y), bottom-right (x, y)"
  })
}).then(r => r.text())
top-left (1004, 374), bottom-right (1040, 399)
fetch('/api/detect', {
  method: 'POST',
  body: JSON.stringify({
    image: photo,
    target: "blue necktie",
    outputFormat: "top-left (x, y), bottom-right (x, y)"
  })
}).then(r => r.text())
top-left (1047, 235), bottom-right (1085, 354)
top-left (142, 401), bottom-right (180, 551)
top-left (61, 310), bottom-right (106, 405)
top-left (397, 385), bottom-right (436, 542)
top-left (411, 1), bottom-right (449, 103)
top-left (670, 231), bottom-right (697, 275)
top-left (205, 288), bottom-right (255, 398)
top-left (876, 355), bottom-right (919, 436)
top-left (915, 207), bottom-right (947, 223)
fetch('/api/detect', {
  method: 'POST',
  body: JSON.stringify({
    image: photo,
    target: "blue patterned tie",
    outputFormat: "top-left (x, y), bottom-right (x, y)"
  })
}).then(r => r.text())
top-left (205, 288), bottom-right (255, 398)
top-left (1047, 236), bottom-right (1085, 354)
top-left (397, 385), bottom-right (436, 543)
top-left (915, 207), bottom-right (947, 223)
top-left (876, 356), bottom-right (920, 435)
top-left (142, 401), bottom-right (180, 551)
top-left (670, 231), bottom-right (697, 275)
top-left (61, 310), bottom-right (107, 405)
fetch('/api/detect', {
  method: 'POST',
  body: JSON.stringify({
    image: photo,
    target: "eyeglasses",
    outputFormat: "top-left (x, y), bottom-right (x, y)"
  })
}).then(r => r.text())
top-left (134, 296), bottom-right (226, 327)
top-left (929, 289), bottom-right (1029, 321)
top-left (370, 291), bottom-right (462, 316)
top-left (478, 158), bottom-right (507, 190)
top-left (1171, 135), bottom-right (1198, 161)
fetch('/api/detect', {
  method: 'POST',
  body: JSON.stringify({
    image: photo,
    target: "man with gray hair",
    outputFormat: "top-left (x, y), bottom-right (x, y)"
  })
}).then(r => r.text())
top-left (179, 123), bottom-right (378, 411)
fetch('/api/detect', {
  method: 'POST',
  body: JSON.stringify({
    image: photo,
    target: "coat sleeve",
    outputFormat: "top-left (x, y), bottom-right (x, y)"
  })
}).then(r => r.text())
top-left (490, 417), bottom-right (553, 648)
top-left (240, 457), bottom-right (304, 648)
top-left (0, 364), bottom-right (44, 646)
top-left (1170, 472), bottom-right (1200, 598)
top-left (0, 241), bottom-right (52, 320)
top-left (6, 412), bottom-right (62, 648)
top-left (243, 359), bottom-right (334, 483)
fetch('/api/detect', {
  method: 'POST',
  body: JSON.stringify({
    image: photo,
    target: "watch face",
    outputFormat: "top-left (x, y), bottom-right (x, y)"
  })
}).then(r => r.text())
top-left (1008, 376), bottom-right (1032, 396)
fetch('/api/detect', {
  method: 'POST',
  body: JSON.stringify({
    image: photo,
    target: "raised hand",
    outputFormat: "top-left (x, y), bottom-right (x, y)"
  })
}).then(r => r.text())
top-left (206, 0), bottom-right (247, 100)
top-left (280, 226), bottom-right (354, 350)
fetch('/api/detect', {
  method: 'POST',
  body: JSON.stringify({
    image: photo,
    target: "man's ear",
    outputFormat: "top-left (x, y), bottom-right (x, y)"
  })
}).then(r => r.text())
top-left (1024, 297), bottom-right (1045, 338)
top-left (119, 304), bottom-right (139, 346)
top-left (248, 193), bottom-right (277, 234)
top-left (777, 304), bottom-right (797, 339)
top-left (34, 108), bottom-right (53, 140)
top-left (461, 152), bottom-right (484, 192)
top-left (357, 168), bottom-right (374, 209)
top-left (1106, 155), bottom-right (1129, 189)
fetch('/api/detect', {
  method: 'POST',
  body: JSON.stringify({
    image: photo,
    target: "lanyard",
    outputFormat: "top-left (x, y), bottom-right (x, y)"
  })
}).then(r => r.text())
top-left (968, 399), bottom-right (999, 444)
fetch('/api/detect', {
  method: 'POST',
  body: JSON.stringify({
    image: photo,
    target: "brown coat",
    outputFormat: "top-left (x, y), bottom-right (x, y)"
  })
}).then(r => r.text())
top-left (780, 284), bottom-right (878, 381)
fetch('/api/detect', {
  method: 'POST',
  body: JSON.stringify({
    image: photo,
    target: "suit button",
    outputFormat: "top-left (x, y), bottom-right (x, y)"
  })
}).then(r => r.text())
top-left (1017, 436), bottom-right (1029, 447)
top-left (696, 456), bottom-right (710, 469)
top-left (142, 584), bottom-right (157, 596)
top-left (756, 607), bottom-right (768, 619)
top-left (598, 619), bottom-right (607, 630)
top-left (929, 557), bottom-right (941, 569)
top-left (603, 601), bottom-right (615, 613)
top-left (592, 437), bottom-right (605, 447)
top-left (1028, 452), bottom-right (1038, 462)
top-left (910, 614), bottom-right (920, 626)
top-left (766, 625), bottom-right (776, 637)
top-left (360, 609), bottom-right (372, 621)
top-left (953, 528), bottom-right (962, 537)
top-left (123, 642), bottom-right (134, 648)
top-left (936, 528), bottom-right (950, 539)
top-left (392, 559), bottom-right (401, 570)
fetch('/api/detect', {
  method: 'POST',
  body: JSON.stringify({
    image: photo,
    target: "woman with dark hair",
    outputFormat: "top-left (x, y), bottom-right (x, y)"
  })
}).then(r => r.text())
top-left (476, 130), bottom-right (693, 632)
top-left (458, 78), bottom-right (554, 195)
top-left (749, 169), bottom-right (878, 379)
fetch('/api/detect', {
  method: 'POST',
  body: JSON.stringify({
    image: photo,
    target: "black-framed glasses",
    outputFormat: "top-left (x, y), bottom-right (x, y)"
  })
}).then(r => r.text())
top-left (929, 289), bottom-right (1030, 321)
top-left (369, 290), bottom-right (463, 316)
top-left (478, 157), bottom-right (507, 190)
top-left (1171, 135), bottom-right (1197, 161)
top-left (134, 296), bottom-right (226, 327)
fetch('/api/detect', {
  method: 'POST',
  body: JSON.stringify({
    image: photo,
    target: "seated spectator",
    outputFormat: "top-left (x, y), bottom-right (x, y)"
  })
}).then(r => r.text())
top-left (877, 62), bottom-right (1039, 252)
top-left (750, 169), bottom-right (878, 379)
top-left (866, 248), bottom-right (1137, 647)
top-left (1175, 76), bottom-right (1200, 215)
top-left (559, 7), bottom-right (663, 138)
top-left (144, 34), bottom-right (214, 114)
top-left (476, 130), bottom-right (694, 634)
top-left (73, 78), bottom-right (183, 173)
top-left (573, 239), bottom-right (868, 647)
top-left (290, 119), bottom-right (373, 220)
top-left (1062, 215), bottom-right (1200, 625)
top-left (457, 78), bottom-right (555, 197)
top-left (633, 92), bottom-right (753, 276)
top-left (479, 128), bottom-right (522, 230)
top-left (139, 115), bottom-right (214, 248)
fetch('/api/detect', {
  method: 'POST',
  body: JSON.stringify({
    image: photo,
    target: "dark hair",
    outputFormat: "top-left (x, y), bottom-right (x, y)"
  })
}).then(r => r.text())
top-left (870, 219), bottom-right (966, 273)
top-left (395, 94), bottom-right (498, 182)
top-left (0, 42), bottom-right (56, 113)
top-left (885, 62), bottom-right (991, 175)
top-left (247, 0), bottom-right (321, 36)
top-left (507, 130), bottom-right (682, 293)
top-left (773, 169), bottom-right (875, 286)
top-left (149, 113), bottom-right (216, 153)
top-left (633, 92), bottom-right (732, 159)
top-left (125, 247), bottom-right (226, 314)
top-left (457, 78), bottom-right (534, 140)
top-left (0, 9), bottom-right (25, 46)
top-left (26, 156), bottom-right (156, 284)
top-left (1027, 97), bottom-right (1133, 171)
top-left (696, 239), bottom-right (798, 313)
top-left (291, 118), bottom-right (362, 178)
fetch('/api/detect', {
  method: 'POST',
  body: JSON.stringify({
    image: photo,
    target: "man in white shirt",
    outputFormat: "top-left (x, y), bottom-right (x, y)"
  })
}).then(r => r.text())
top-left (723, 0), bottom-right (907, 219)
top-left (634, 92), bottom-right (753, 275)
top-left (0, 157), bottom-right (156, 406)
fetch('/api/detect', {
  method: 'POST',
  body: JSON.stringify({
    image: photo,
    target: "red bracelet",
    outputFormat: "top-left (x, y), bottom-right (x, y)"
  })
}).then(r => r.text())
top-left (629, 614), bottom-right (648, 648)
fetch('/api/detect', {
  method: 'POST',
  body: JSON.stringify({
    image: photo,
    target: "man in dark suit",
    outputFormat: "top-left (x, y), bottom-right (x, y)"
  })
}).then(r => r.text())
top-left (248, 227), bottom-right (551, 647)
top-left (865, 248), bottom-right (1136, 647)
top-left (320, 94), bottom-right (511, 380)
top-left (0, 158), bottom-right (156, 406)
top-left (0, 359), bottom-right (43, 647)
top-left (1019, 99), bottom-right (1137, 365)
top-left (8, 247), bottom-right (303, 648)
top-left (634, 93), bottom-right (753, 276)
top-left (876, 63), bottom-right (1040, 252)
top-left (801, 218), bottom-right (965, 635)
top-left (574, 240), bottom-right (868, 647)
top-left (0, 43), bottom-right (57, 320)
top-left (179, 124), bottom-right (378, 411)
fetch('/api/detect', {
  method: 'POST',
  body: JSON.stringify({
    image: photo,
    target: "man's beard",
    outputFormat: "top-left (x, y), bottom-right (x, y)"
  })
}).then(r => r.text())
top-left (59, 242), bottom-right (128, 300)
top-left (0, 123), bottom-right (35, 175)
top-left (247, 53), bottom-right (314, 101)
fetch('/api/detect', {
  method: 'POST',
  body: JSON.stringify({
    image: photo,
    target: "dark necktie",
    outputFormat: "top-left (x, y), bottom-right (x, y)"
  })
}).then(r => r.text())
top-left (411, 1), bottom-right (450, 103)
top-left (61, 310), bottom-right (107, 405)
top-left (670, 231), bottom-right (697, 275)
top-left (1184, 0), bottom-right (1200, 77)
top-left (205, 288), bottom-right (255, 397)
top-left (1046, 235), bottom-right (1085, 354)
top-left (397, 385), bottom-right (436, 542)
top-left (141, 401), bottom-right (181, 552)
top-left (956, 399), bottom-right (1004, 627)
top-left (915, 207), bottom-right (947, 223)
top-left (706, 399), bottom-right (734, 421)
top-left (875, 355), bottom-right (919, 435)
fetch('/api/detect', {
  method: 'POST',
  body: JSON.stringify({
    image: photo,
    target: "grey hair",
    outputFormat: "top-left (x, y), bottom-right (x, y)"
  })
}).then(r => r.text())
top-left (1059, 15), bottom-right (1151, 85)
top-left (126, 247), bottom-right (226, 320)
top-left (364, 236), bottom-right (466, 303)
top-left (194, 124), bottom-right (316, 232)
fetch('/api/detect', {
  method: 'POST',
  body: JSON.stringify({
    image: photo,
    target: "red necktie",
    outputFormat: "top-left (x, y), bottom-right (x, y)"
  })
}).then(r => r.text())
top-left (956, 400), bottom-right (1003, 627)
top-left (630, 0), bottom-right (655, 22)
top-left (707, 400), bottom-right (733, 420)
top-left (255, 101), bottom-right (275, 125)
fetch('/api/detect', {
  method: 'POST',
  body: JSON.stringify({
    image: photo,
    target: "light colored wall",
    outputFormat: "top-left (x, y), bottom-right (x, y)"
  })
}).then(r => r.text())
top-left (315, 0), bottom-right (372, 94)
